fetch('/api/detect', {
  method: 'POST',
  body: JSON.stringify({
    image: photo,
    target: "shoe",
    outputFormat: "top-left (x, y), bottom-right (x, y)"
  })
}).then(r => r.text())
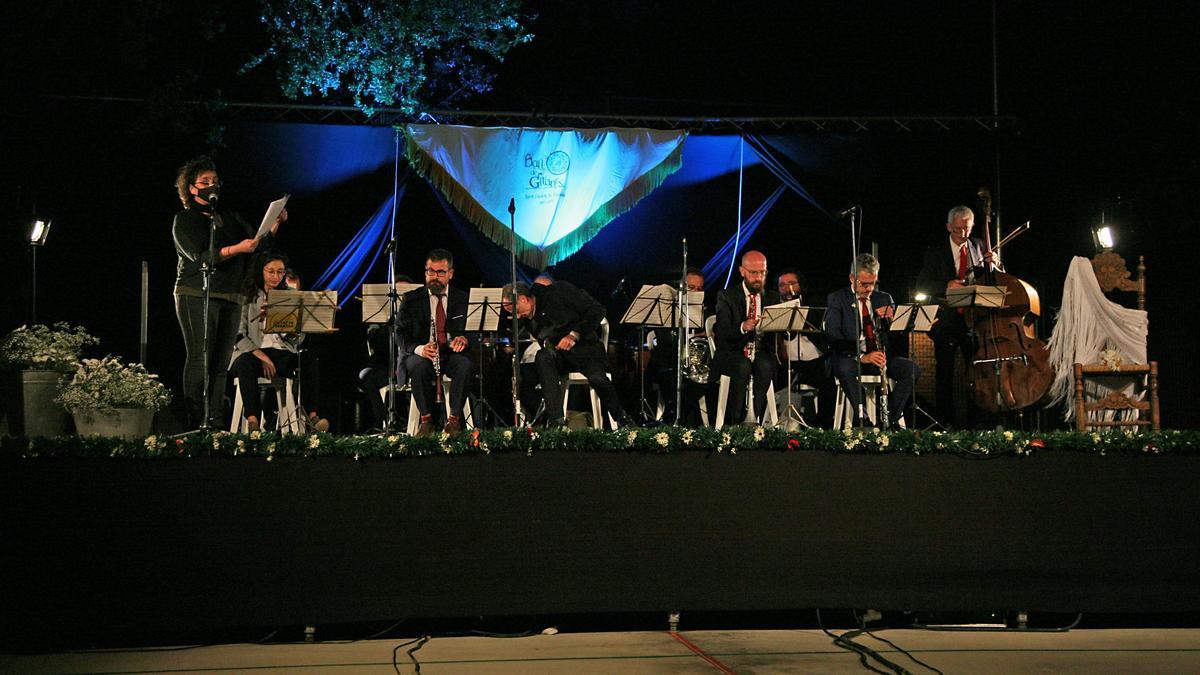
top-left (308, 414), bottom-right (330, 433)
top-left (443, 415), bottom-right (462, 436)
top-left (416, 414), bottom-right (436, 437)
top-left (246, 418), bottom-right (261, 432)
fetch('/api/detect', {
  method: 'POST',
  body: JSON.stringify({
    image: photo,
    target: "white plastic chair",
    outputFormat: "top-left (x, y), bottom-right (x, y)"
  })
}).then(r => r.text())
top-left (832, 374), bottom-right (905, 430)
top-left (230, 376), bottom-right (302, 433)
top-left (705, 315), bottom-right (778, 429)
top-left (403, 376), bottom-right (473, 435)
top-left (560, 318), bottom-right (619, 429)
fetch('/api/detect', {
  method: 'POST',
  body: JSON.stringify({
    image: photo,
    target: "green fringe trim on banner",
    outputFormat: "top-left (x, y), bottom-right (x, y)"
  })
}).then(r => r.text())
top-left (404, 128), bottom-right (687, 270)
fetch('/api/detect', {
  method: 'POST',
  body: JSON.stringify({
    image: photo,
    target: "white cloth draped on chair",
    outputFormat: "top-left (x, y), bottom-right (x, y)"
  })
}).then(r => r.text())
top-left (1047, 256), bottom-right (1148, 421)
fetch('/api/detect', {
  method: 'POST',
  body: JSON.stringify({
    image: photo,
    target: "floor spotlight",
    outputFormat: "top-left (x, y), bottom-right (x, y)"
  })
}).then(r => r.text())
top-left (28, 218), bottom-right (52, 324)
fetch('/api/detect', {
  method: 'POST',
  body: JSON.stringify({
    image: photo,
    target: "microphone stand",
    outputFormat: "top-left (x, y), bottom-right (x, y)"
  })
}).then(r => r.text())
top-left (846, 207), bottom-right (870, 428)
top-left (675, 238), bottom-right (687, 426)
top-left (508, 197), bottom-right (522, 427)
top-left (198, 207), bottom-right (217, 432)
top-left (384, 129), bottom-right (403, 433)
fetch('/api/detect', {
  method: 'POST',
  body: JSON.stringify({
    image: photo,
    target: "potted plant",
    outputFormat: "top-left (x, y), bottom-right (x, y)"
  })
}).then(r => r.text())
top-left (0, 323), bottom-right (98, 437)
top-left (57, 357), bottom-right (172, 439)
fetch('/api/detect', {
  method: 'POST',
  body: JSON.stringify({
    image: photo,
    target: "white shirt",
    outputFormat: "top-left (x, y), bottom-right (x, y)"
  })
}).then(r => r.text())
top-left (415, 287), bottom-right (450, 358)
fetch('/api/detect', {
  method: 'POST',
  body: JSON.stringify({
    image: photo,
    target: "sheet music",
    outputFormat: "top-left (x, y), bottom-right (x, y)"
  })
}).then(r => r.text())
top-left (255, 194), bottom-right (290, 240)
top-left (361, 282), bottom-right (423, 323)
top-left (265, 289), bottom-right (338, 333)
top-left (890, 304), bottom-right (937, 332)
top-left (758, 300), bottom-right (808, 332)
top-left (620, 284), bottom-right (676, 325)
top-left (465, 287), bottom-right (504, 331)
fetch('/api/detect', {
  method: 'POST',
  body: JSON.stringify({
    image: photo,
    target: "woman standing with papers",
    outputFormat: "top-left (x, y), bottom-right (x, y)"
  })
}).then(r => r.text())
top-left (171, 155), bottom-right (286, 429)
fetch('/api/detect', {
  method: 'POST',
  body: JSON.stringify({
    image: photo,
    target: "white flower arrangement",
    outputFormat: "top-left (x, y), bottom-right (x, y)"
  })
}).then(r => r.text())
top-left (56, 356), bottom-right (171, 412)
top-left (0, 323), bottom-right (98, 372)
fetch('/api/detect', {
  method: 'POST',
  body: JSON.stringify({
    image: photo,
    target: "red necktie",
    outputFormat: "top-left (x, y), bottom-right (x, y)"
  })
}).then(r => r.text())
top-left (957, 243), bottom-right (969, 280)
top-left (435, 294), bottom-right (447, 346)
top-left (861, 298), bottom-right (877, 353)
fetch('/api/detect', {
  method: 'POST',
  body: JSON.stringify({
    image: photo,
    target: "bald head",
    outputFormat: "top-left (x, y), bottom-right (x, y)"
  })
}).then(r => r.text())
top-left (739, 250), bottom-right (768, 293)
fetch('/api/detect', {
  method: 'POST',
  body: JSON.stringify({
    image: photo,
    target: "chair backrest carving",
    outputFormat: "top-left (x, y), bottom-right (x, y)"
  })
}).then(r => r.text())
top-left (1091, 251), bottom-right (1145, 311)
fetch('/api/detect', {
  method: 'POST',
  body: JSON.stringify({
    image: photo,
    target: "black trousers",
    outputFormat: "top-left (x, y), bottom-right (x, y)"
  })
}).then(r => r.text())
top-left (404, 351), bottom-right (474, 421)
top-left (709, 350), bottom-right (778, 424)
top-left (932, 319), bottom-right (975, 427)
top-left (535, 341), bottom-right (625, 427)
top-left (829, 354), bottom-right (921, 427)
top-left (175, 294), bottom-right (240, 426)
top-left (231, 348), bottom-right (320, 422)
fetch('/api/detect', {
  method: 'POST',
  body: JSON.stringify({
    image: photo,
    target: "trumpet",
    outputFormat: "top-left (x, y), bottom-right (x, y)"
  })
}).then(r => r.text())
top-left (430, 310), bottom-right (443, 404)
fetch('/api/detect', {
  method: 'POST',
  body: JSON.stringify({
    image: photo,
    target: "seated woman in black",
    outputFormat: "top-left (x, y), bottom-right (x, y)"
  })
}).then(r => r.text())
top-left (228, 251), bottom-right (327, 432)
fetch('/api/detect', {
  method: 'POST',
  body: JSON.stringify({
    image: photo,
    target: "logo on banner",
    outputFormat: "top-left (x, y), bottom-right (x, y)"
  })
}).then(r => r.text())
top-left (524, 151), bottom-right (570, 201)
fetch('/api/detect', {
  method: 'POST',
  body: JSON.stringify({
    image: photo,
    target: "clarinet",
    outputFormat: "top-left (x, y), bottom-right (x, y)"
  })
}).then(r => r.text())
top-left (870, 305), bottom-right (891, 429)
top-left (430, 310), bottom-right (443, 404)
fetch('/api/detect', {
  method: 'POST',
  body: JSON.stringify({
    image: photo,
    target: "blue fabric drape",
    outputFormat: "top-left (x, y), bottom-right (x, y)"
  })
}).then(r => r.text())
top-left (701, 185), bottom-right (787, 288)
top-left (312, 189), bottom-right (402, 306)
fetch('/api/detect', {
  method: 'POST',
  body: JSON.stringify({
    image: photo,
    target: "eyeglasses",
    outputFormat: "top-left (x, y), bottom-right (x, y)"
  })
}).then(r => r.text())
top-left (193, 180), bottom-right (222, 188)
top-left (424, 268), bottom-right (450, 278)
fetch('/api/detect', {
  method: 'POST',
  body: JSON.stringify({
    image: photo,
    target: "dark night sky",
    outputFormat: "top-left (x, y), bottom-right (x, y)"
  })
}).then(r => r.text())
top-left (2, 1), bottom-right (1195, 426)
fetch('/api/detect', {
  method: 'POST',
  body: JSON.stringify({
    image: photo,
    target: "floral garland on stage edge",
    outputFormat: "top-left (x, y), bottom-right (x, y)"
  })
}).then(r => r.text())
top-left (1, 427), bottom-right (1195, 460)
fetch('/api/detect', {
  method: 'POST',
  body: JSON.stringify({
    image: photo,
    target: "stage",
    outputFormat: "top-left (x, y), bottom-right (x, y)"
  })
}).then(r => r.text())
top-left (3, 445), bottom-right (1198, 648)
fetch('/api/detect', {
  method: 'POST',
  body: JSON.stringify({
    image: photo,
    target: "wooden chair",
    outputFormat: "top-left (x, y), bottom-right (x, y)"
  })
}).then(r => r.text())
top-left (1073, 252), bottom-right (1159, 431)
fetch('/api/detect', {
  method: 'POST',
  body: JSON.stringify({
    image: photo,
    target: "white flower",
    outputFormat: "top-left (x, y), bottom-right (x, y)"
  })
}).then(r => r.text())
top-left (879, 435), bottom-right (890, 448)
top-left (442, 444), bottom-right (452, 454)
top-left (682, 430), bottom-right (694, 445)
top-left (250, 430), bottom-right (262, 440)
top-left (655, 432), bottom-right (669, 447)
top-left (1090, 432), bottom-right (1101, 444)
top-left (1003, 431), bottom-right (1014, 442)
top-left (730, 447), bottom-right (737, 455)
top-left (440, 432), bottom-right (450, 442)
top-left (387, 434), bottom-right (401, 445)
top-left (503, 430), bottom-right (513, 441)
top-left (353, 453), bottom-right (360, 461)
top-left (722, 433), bottom-right (731, 447)
top-left (627, 430), bottom-right (638, 446)
top-left (529, 431), bottom-right (539, 441)
top-left (236, 439), bottom-right (246, 454)
top-left (212, 437), bottom-right (221, 450)
top-left (266, 442), bottom-right (276, 453)
top-left (753, 426), bottom-right (765, 442)
top-left (308, 434), bottom-right (320, 448)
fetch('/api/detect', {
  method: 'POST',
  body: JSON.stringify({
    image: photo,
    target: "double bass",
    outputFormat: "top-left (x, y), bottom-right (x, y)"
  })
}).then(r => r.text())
top-left (968, 189), bottom-right (1054, 412)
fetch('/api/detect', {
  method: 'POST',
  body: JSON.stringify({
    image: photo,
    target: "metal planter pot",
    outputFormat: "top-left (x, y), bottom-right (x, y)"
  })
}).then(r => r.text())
top-left (72, 408), bottom-right (154, 440)
top-left (3, 370), bottom-right (71, 438)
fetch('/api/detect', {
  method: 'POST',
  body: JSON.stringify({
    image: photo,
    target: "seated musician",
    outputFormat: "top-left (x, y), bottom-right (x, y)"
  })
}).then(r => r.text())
top-left (774, 268), bottom-right (834, 428)
top-left (824, 254), bottom-right (920, 429)
top-left (228, 251), bottom-right (327, 432)
top-left (915, 205), bottom-right (996, 427)
top-left (501, 279), bottom-right (629, 429)
top-left (398, 249), bottom-right (474, 436)
top-left (647, 267), bottom-right (709, 426)
top-left (709, 250), bottom-right (780, 425)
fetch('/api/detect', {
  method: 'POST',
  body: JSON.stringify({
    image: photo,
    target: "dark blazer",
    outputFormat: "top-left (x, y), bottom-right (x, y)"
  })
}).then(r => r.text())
top-left (528, 281), bottom-right (605, 345)
top-left (823, 287), bottom-right (896, 357)
top-left (915, 236), bottom-right (986, 337)
top-left (397, 286), bottom-right (474, 356)
top-left (712, 284), bottom-right (781, 357)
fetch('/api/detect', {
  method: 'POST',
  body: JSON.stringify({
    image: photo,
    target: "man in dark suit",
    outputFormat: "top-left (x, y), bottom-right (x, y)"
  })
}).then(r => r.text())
top-left (398, 249), bottom-right (475, 436)
top-left (502, 279), bottom-right (628, 429)
top-left (710, 250), bottom-right (780, 425)
top-left (824, 253), bottom-right (920, 428)
top-left (915, 205), bottom-right (995, 427)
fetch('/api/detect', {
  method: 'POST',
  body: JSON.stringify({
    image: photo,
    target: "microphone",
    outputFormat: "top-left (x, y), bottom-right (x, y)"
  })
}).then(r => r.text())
top-left (835, 205), bottom-right (859, 218)
top-left (507, 198), bottom-right (515, 215)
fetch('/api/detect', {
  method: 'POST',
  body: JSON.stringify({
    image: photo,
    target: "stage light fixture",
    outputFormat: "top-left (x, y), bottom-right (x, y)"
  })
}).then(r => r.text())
top-left (29, 218), bottom-right (52, 246)
top-left (913, 291), bottom-right (929, 303)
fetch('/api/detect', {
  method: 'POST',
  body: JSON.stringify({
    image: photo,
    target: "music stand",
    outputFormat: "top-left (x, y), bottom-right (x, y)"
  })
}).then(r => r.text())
top-left (361, 282), bottom-right (423, 323)
top-left (465, 287), bottom-right (504, 427)
top-left (621, 285), bottom-right (703, 423)
top-left (760, 300), bottom-right (813, 429)
top-left (946, 285), bottom-right (1006, 309)
top-left (264, 289), bottom-right (339, 430)
top-left (890, 303), bottom-right (941, 430)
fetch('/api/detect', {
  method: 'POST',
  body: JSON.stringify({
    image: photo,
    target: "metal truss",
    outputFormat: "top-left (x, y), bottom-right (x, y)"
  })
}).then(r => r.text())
top-left (46, 95), bottom-right (1015, 132)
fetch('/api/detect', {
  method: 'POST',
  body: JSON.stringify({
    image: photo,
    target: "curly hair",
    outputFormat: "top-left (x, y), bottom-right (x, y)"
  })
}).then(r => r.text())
top-left (174, 155), bottom-right (217, 209)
